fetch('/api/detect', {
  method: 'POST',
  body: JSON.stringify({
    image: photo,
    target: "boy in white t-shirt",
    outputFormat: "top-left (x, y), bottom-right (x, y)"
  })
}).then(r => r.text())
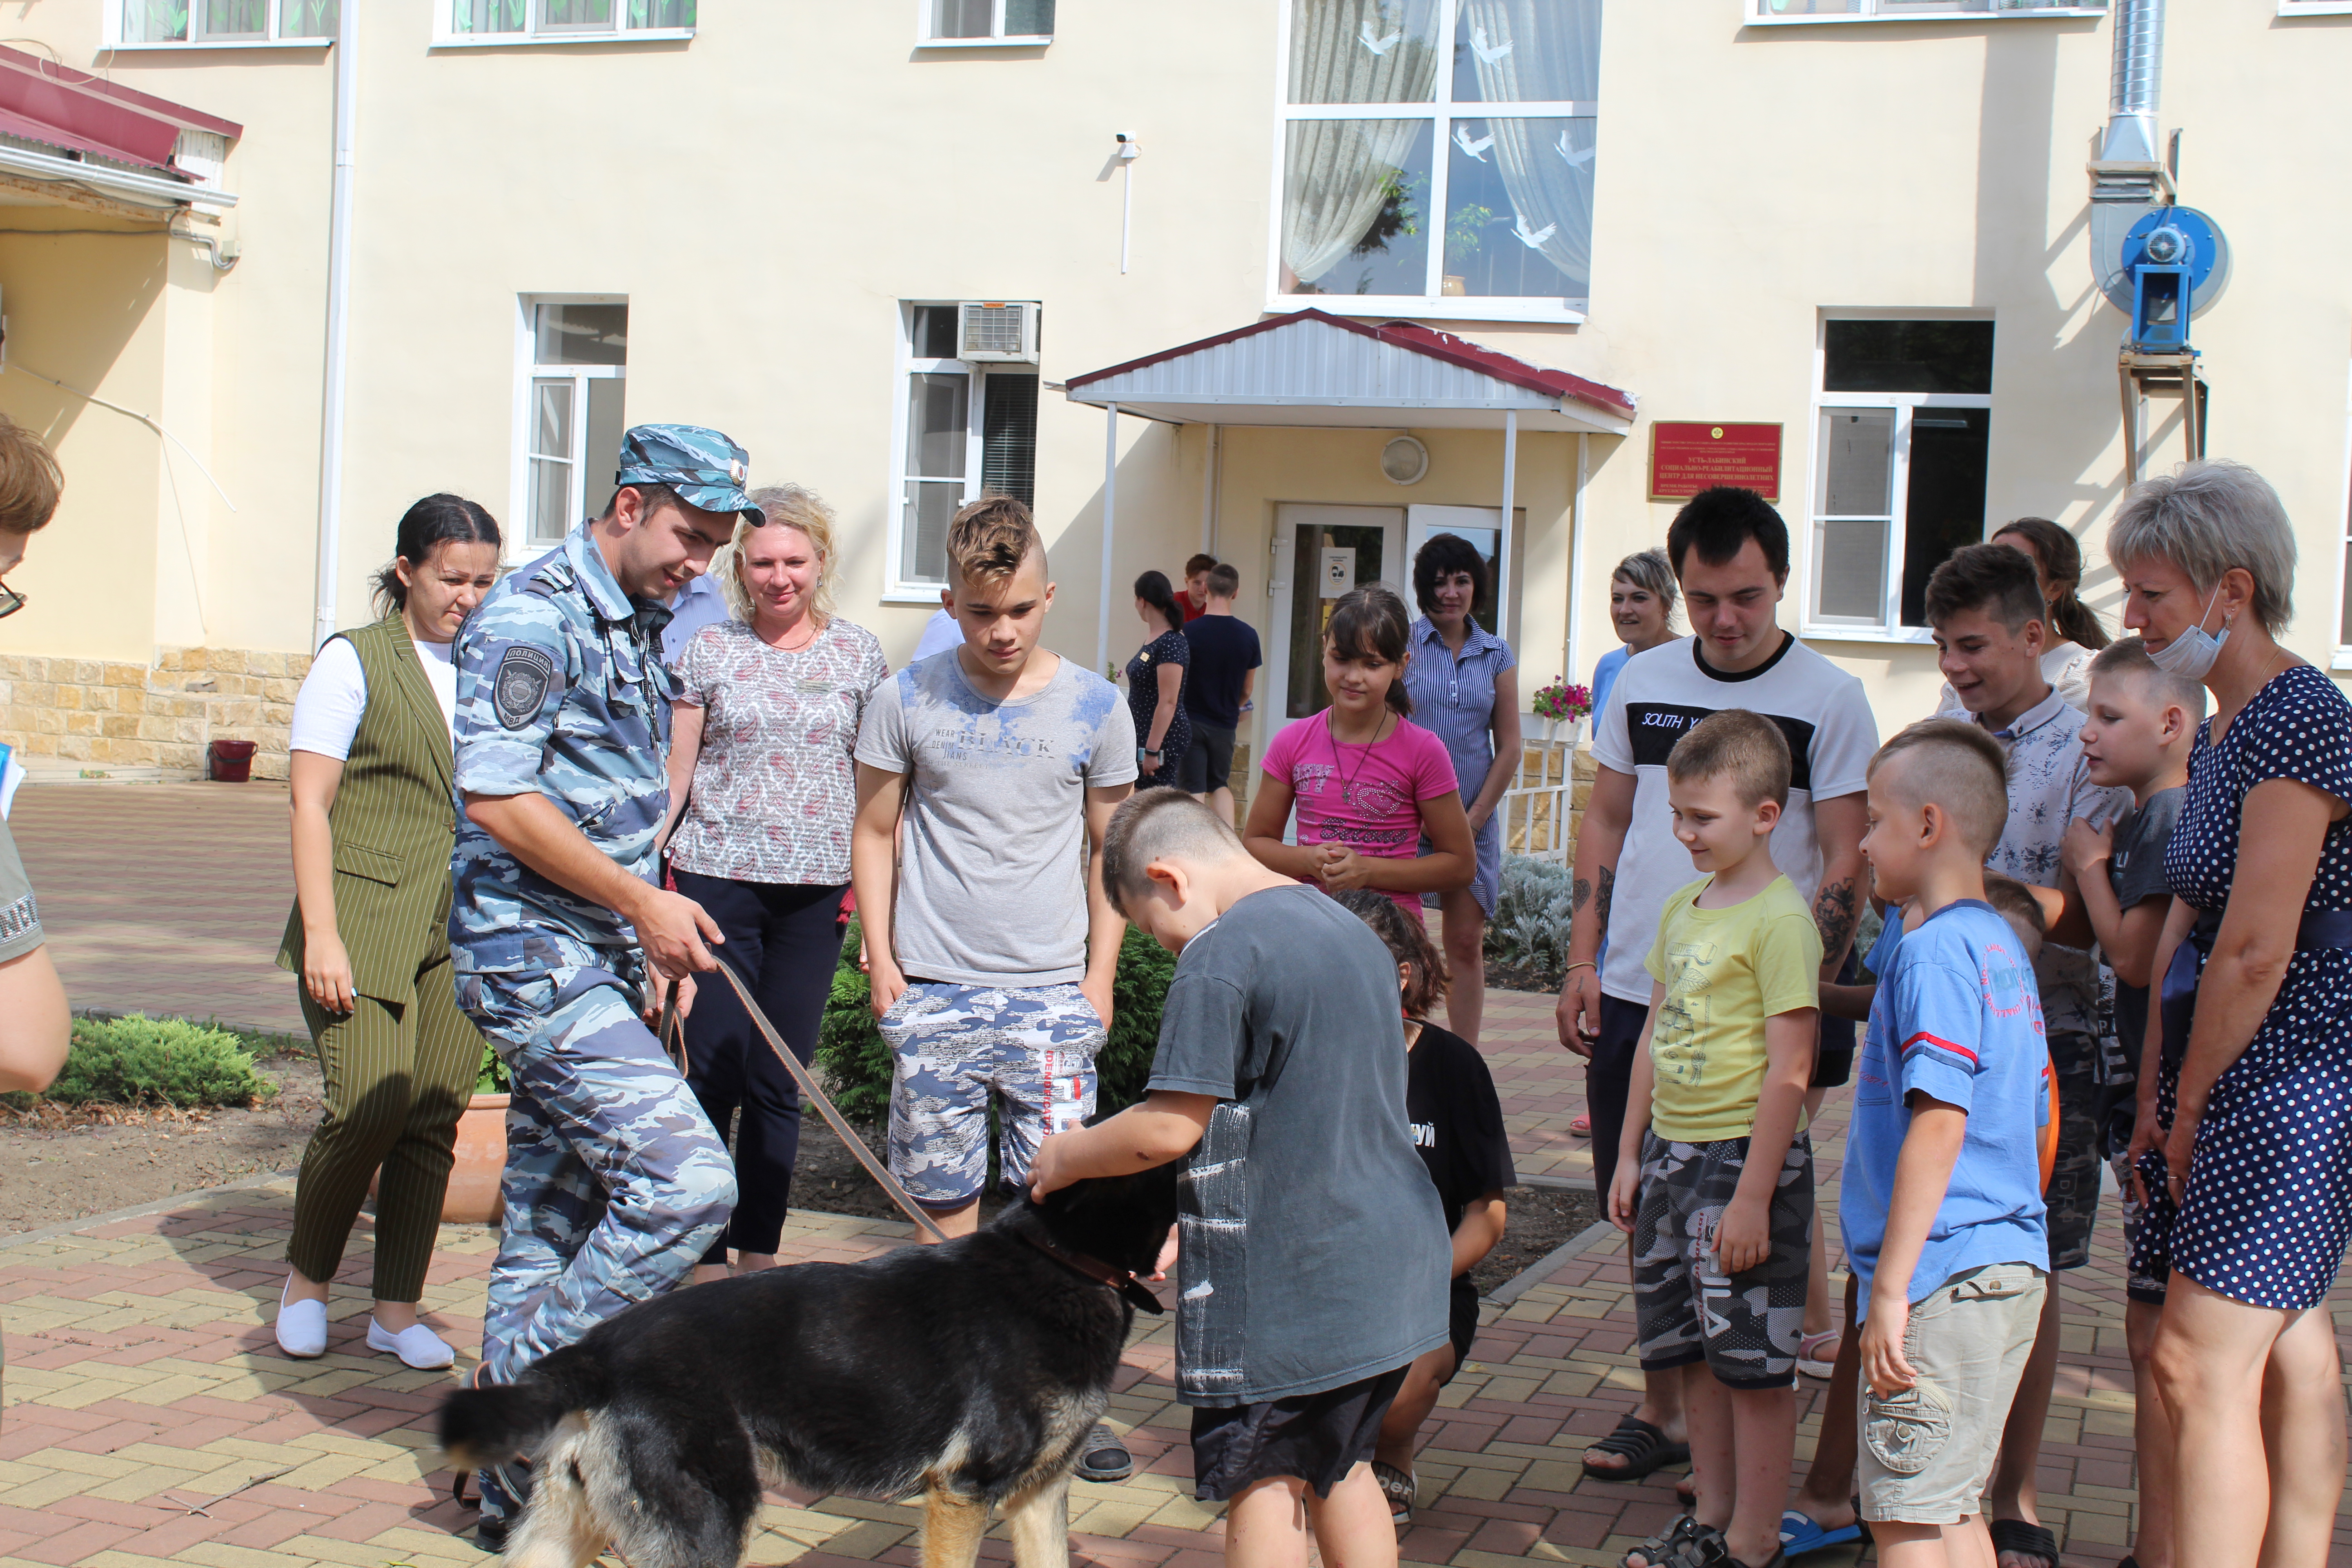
top-left (1557, 487), bottom-right (1878, 1484)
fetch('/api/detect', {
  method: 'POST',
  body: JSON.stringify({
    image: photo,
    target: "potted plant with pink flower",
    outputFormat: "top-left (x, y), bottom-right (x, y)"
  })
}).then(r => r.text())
top-left (1530, 679), bottom-right (1594, 744)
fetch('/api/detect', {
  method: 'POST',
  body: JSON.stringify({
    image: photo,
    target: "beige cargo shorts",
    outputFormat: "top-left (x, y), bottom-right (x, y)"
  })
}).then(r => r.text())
top-left (1857, 1262), bottom-right (2048, 1525)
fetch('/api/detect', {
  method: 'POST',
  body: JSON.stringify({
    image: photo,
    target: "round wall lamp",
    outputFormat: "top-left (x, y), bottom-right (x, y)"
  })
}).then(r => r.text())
top-left (1380, 435), bottom-right (1429, 485)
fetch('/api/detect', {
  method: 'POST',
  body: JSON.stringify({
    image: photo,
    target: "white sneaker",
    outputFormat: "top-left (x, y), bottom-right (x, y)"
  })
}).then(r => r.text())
top-left (274, 1278), bottom-right (328, 1359)
top-left (367, 1317), bottom-right (456, 1370)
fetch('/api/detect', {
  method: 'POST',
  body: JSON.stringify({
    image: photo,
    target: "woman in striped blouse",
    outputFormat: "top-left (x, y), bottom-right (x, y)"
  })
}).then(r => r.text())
top-left (274, 496), bottom-right (500, 1369)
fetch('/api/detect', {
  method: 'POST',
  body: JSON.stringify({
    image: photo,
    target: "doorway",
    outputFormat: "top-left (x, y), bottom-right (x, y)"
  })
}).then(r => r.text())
top-left (1267, 504), bottom-right (1404, 725)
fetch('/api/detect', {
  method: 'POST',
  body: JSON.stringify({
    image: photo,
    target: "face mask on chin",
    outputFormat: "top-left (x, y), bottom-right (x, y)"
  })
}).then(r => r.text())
top-left (2147, 582), bottom-right (2230, 681)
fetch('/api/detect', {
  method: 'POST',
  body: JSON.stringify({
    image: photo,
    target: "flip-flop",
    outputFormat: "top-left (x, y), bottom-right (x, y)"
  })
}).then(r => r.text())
top-left (1778, 1510), bottom-right (1862, 1558)
top-left (1989, 1518), bottom-right (2058, 1568)
top-left (1795, 1329), bottom-right (1839, 1380)
top-left (1571, 1114), bottom-right (1592, 1137)
top-left (1372, 1459), bottom-right (1416, 1523)
top-left (1582, 1413), bottom-right (1690, 1481)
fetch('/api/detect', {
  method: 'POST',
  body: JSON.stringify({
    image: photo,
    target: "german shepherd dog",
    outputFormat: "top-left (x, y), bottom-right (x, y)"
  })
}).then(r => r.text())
top-left (439, 1161), bottom-right (1181, 1568)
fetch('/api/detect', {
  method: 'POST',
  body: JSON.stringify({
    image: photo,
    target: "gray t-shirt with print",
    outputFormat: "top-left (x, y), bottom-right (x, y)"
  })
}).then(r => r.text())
top-left (2106, 785), bottom-right (2185, 1072)
top-left (854, 650), bottom-right (1137, 987)
top-left (1148, 884), bottom-right (1451, 1405)
top-left (0, 816), bottom-right (42, 965)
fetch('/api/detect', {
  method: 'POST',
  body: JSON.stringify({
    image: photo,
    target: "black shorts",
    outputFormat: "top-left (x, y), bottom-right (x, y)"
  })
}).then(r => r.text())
top-left (1440, 1276), bottom-right (1479, 1386)
top-left (1189, 1365), bottom-right (1409, 1501)
top-left (1176, 720), bottom-right (1237, 794)
top-left (1812, 947), bottom-right (1861, 1089)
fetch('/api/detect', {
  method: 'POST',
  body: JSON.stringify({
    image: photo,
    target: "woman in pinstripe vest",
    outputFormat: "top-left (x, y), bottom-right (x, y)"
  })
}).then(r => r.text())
top-left (274, 496), bottom-right (502, 1368)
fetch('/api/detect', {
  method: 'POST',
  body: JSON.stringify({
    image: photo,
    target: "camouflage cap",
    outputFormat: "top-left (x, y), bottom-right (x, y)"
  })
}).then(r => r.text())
top-left (612, 423), bottom-right (760, 525)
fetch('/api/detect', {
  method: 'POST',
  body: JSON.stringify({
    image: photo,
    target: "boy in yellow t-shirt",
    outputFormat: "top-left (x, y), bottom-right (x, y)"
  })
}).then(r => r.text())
top-left (1607, 710), bottom-right (1822, 1568)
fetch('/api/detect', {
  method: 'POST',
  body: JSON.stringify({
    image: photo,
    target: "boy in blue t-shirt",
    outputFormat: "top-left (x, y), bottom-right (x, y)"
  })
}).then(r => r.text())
top-left (1846, 718), bottom-right (2051, 1561)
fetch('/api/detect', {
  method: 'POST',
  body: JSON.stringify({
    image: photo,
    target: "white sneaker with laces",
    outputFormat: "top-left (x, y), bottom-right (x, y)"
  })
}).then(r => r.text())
top-left (274, 1278), bottom-right (328, 1359)
top-left (368, 1317), bottom-right (456, 1370)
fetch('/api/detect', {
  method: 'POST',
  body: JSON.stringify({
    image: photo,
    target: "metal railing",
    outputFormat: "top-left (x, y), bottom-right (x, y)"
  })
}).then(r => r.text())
top-left (1499, 739), bottom-right (1577, 865)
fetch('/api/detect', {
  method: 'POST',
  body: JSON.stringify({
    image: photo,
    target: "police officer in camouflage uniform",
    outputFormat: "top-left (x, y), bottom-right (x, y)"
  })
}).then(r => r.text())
top-left (448, 424), bottom-right (756, 1544)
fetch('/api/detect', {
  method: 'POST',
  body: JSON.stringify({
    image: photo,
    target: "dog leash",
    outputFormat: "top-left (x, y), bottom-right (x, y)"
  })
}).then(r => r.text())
top-left (658, 964), bottom-right (949, 1244)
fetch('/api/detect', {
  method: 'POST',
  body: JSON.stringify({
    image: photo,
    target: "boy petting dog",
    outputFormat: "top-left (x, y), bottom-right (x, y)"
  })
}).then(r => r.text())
top-left (1032, 789), bottom-right (1451, 1568)
top-left (1607, 710), bottom-right (1822, 1568)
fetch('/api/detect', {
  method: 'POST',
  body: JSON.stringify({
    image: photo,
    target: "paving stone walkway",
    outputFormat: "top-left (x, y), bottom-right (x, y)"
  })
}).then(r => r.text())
top-left (3, 786), bottom-right (2350, 1566)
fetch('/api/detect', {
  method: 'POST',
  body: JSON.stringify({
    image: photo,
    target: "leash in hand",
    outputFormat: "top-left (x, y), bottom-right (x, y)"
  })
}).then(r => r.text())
top-left (656, 968), bottom-right (949, 1244)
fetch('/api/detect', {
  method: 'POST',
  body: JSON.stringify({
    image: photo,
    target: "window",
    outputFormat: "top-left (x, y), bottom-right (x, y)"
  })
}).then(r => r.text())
top-left (111, 0), bottom-right (337, 45)
top-left (440, 0), bottom-right (694, 44)
top-left (1751, 0), bottom-right (2102, 20)
top-left (1805, 318), bottom-right (1994, 638)
top-left (890, 303), bottom-right (1041, 593)
top-left (1274, 0), bottom-right (1598, 322)
top-left (2279, 0), bottom-right (2352, 15)
top-left (921, 0), bottom-right (1054, 44)
top-left (515, 300), bottom-right (628, 552)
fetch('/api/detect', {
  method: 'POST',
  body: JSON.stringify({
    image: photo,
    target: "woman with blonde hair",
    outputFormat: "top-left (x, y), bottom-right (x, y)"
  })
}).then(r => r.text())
top-left (661, 485), bottom-right (887, 1282)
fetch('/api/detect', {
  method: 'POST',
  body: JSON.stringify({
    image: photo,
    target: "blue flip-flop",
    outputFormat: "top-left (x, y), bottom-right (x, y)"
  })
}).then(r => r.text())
top-left (1779, 1510), bottom-right (1863, 1558)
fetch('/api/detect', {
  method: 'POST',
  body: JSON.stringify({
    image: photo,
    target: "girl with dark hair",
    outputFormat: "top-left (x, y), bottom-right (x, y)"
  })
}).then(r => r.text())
top-left (1331, 889), bottom-right (1513, 1524)
top-left (1245, 583), bottom-right (1476, 923)
top-left (1125, 569), bottom-right (1191, 789)
top-left (1404, 533), bottom-right (1522, 1044)
top-left (275, 494), bottom-right (502, 1368)
top-left (1936, 518), bottom-right (2108, 713)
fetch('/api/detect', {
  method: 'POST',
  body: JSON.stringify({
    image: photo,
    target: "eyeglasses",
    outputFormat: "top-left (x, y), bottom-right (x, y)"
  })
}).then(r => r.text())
top-left (0, 582), bottom-right (26, 619)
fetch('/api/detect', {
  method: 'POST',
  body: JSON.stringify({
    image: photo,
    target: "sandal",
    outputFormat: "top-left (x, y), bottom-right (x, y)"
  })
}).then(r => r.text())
top-left (1778, 1510), bottom-right (1862, 1558)
top-left (1583, 1413), bottom-right (1691, 1481)
top-left (1571, 1113), bottom-right (1592, 1137)
top-left (1796, 1330), bottom-right (1839, 1380)
top-left (1620, 1517), bottom-right (1724, 1568)
top-left (1989, 1518), bottom-right (2058, 1568)
top-left (1074, 1422), bottom-right (1133, 1483)
top-left (1372, 1459), bottom-right (1416, 1524)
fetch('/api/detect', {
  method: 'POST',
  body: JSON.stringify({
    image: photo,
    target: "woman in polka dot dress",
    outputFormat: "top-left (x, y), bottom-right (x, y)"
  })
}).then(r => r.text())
top-left (2110, 461), bottom-right (2352, 1568)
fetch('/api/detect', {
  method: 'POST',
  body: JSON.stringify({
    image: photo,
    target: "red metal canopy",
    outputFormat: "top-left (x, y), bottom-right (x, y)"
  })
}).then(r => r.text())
top-left (0, 45), bottom-right (240, 177)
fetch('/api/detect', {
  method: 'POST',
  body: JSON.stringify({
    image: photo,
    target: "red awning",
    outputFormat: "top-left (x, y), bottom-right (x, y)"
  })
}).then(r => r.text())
top-left (0, 45), bottom-right (240, 178)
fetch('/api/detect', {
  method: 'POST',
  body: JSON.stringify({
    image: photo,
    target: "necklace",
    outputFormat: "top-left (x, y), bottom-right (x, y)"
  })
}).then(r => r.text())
top-left (762, 613), bottom-right (819, 653)
top-left (1325, 706), bottom-right (1392, 812)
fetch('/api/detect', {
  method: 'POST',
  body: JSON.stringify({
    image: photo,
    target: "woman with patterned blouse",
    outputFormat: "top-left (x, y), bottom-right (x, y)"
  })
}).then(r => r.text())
top-left (1126, 569), bottom-right (1191, 789)
top-left (662, 485), bottom-right (887, 1282)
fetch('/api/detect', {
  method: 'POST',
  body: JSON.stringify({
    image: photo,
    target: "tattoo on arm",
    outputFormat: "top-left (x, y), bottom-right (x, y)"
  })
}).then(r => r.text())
top-left (1571, 877), bottom-right (1592, 917)
top-left (1813, 876), bottom-right (1860, 965)
top-left (1595, 865), bottom-right (1615, 937)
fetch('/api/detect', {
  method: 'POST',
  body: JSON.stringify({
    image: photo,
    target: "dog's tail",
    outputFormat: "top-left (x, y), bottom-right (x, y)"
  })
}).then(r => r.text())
top-left (439, 1372), bottom-right (579, 1474)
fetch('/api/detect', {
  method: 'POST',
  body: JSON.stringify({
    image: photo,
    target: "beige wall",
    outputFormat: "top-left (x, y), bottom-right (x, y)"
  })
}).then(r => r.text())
top-left (0, 0), bottom-right (2345, 776)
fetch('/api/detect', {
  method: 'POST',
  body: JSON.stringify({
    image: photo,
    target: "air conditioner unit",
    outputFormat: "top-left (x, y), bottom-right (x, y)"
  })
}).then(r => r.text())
top-left (957, 301), bottom-right (1040, 363)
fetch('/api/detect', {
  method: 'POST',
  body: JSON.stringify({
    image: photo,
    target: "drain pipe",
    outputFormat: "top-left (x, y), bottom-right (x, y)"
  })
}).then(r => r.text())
top-left (311, 0), bottom-right (358, 653)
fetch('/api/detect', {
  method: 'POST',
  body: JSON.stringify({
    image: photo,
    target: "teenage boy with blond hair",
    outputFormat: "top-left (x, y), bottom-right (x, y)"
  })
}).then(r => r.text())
top-left (1607, 710), bottom-right (1820, 1568)
top-left (1032, 789), bottom-right (1450, 1568)
top-left (850, 496), bottom-right (1137, 1471)
top-left (1847, 719), bottom-right (2051, 1568)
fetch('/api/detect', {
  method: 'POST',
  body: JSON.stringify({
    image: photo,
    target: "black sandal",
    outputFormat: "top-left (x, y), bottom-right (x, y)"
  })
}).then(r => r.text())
top-left (1583, 1414), bottom-right (1692, 1481)
top-left (1989, 1518), bottom-right (2058, 1568)
top-left (1620, 1516), bottom-right (1725, 1568)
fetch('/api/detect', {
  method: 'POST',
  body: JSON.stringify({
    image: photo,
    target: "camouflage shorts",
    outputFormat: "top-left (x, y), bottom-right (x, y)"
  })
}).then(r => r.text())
top-left (881, 981), bottom-right (1104, 1206)
top-left (1631, 1129), bottom-right (1813, 1390)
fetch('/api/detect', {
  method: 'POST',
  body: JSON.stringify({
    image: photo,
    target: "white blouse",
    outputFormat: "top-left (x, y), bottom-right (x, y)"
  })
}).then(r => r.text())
top-left (289, 634), bottom-right (458, 760)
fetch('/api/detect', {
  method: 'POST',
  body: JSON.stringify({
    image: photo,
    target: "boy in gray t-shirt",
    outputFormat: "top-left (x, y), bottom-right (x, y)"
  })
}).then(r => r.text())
top-left (1033, 791), bottom-right (1449, 1558)
top-left (850, 499), bottom-right (1137, 1256)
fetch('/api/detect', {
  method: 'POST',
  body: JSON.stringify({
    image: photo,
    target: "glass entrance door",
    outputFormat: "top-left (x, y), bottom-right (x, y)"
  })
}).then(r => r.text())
top-left (1268, 505), bottom-right (1405, 725)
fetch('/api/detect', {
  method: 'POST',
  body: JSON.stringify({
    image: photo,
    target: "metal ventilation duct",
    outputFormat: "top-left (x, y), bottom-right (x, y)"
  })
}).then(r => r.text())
top-left (2102, 0), bottom-right (2165, 166)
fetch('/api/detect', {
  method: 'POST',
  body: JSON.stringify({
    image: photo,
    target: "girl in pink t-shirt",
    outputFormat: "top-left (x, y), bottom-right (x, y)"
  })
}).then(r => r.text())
top-left (1245, 584), bottom-right (1477, 922)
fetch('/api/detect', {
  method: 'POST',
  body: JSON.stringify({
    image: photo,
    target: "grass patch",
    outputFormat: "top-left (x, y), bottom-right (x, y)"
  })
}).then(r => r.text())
top-left (3, 1013), bottom-right (281, 1111)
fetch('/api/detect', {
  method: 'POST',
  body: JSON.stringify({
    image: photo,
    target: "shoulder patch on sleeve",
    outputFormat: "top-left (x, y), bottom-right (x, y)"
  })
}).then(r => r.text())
top-left (493, 645), bottom-right (556, 730)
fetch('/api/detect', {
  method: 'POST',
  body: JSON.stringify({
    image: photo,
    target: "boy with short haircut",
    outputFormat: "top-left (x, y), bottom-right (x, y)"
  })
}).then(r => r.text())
top-left (851, 496), bottom-right (1137, 1235)
top-left (1181, 551), bottom-right (1219, 621)
top-left (1847, 719), bottom-right (2051, 1566)
top-left (1178, 562), bottom-right (1261, 825)
top-left (1921, 543), bottom-right (2127, 1565)
top-left (2056, 636), bottom-right (2199, 1568)
top-left (1607, 710), bottom-right (1820, 1568)
top-left (1031, 789), bottom-right (1451, 1568)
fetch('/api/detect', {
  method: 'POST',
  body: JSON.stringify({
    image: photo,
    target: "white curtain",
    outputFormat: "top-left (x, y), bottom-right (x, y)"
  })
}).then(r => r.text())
top-left (1462, 0), bottom-right (1600, 291)
top-left (1282, 0), bottom-right (1439, 289)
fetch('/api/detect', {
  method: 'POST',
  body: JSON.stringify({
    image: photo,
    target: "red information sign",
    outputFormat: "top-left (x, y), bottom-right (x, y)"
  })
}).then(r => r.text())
top-left (1648, 422), bottom-right (1783, 502)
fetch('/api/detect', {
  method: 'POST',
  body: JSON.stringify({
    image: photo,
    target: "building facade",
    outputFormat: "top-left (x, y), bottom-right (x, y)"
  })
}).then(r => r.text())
top-left (0, 0), bottom-right (2344, 780)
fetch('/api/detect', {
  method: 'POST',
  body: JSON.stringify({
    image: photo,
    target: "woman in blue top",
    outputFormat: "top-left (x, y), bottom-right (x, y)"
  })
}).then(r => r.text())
top-left (2109, 461), bottom-right (2352, 1568)
top-left (1402, 534), bottom-right (1519, 1044)
top-left (1588, 548), bottom-right (1679, 725)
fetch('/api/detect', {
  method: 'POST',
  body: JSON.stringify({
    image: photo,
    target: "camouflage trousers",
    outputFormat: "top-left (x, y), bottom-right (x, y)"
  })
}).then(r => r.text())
top-left (459, 960), bottom-right (736, 1387)
top-left (880, 980), bottom-right (1103, 1205)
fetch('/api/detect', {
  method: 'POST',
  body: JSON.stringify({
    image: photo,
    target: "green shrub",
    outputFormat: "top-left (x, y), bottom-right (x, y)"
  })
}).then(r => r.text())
top-left (32, 1014), bottom-right (279, 1109)
top-left (1485, 853), bottom-right (1576, 981)
top-left (817, 918), bottom-right (1177, 1126)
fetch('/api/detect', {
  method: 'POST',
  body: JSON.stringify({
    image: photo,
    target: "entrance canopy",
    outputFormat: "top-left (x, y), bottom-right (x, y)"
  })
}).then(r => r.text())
top-left (0, 47), bottom-right (240, 215)
top-left (1063, 308), bottom-right (1635, 435)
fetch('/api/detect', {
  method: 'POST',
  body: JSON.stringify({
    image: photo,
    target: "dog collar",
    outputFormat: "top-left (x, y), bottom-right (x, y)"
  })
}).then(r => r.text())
top-left (1022, 1233), bottom-right (1166, 1316)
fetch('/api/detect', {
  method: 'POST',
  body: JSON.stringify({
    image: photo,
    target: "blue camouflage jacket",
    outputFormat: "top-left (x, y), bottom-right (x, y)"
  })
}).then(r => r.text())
top-left (448, 523), bottom-right (680, 976)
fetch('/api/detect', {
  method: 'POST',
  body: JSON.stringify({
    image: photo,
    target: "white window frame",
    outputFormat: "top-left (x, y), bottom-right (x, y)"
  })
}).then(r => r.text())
top-left (433, 0), bottom-right (693, 47)
top-left (2333, 365), bottom-right (2352, 671)
top-left (2279, 0), bottom-right (2352, 15)
top-left (1266, 0), bottom-right (1596, 326)
top-left (1799, 313), bottom-right (1995, 646)
top-left (883, 303), bottom-right (1044, 600)
top-left (103, 0), bottom-right (336, 49)
top-left (510, 294), bottom-right (628, 561)
top-left (1747, 1), bottom-right (2104, 23)
top-left (915, 0), bottom-right (1054, 47)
